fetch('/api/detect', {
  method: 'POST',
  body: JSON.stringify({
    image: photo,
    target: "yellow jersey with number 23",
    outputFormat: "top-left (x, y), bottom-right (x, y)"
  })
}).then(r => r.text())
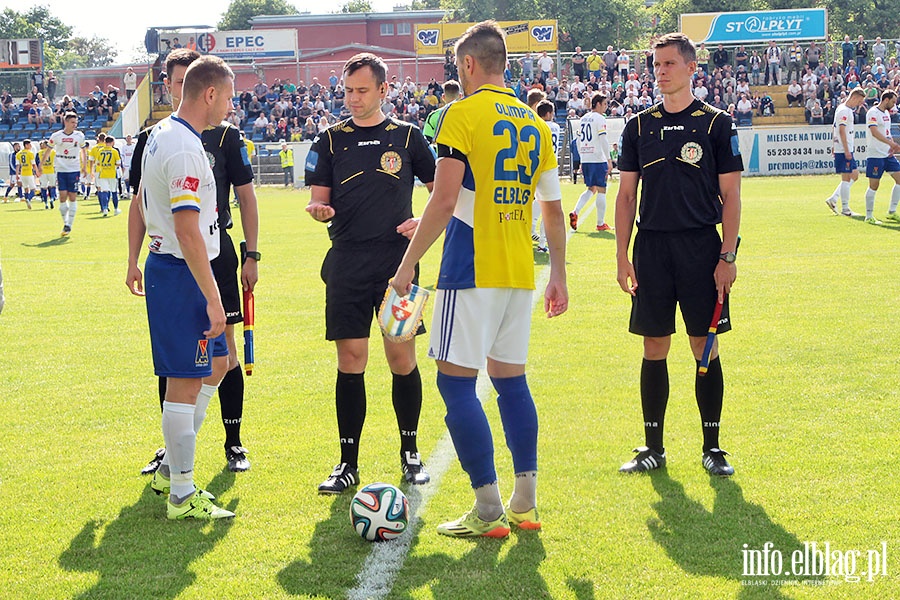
top-left (434, 84), bottom-right (557, 290)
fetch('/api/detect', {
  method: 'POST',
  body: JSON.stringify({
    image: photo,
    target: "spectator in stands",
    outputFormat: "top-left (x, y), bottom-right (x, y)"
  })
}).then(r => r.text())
top-left (808, 99), bottom-right (824, 124)
top-left (106, 85), bottom-right (120, 116)
top-left (710, 94), bottom-right (727, 110)
top-left (123, 67), bottom-right (137, 100)
top-left (519, 52), bottom-right (534, 82)
top-left (806, 41), bottom-right (821, 72)
top-left (247, 95), bottom-right (263, 120)
top-left (303, 116), bottom-right (316, 140)
top-left (263, 123), bottom-right (277, 142)
top-left (758, 93), bottom-right (775, 116)
top-left (617, 49), bottom-right (629, 79)
top-left (0, 103), bottom-right (15, 126)
top-left (587, 49), bottom-right (603, 81)
top-left (603, 46), bottom-right (618, 79)
top-left (571, 46), bottom-right (586, 82)
top-left (723, 84), bottom-right (737, 107)
top-left (749, 50), bottom-right (762, 86)
top-left (538, 51), bottom-right (554, 81)
top-left (695, 42), bottom-right (710, 75)
top-left (275, 117), bottom-right (289, 141)
top-left (253, 78), bottom-right (268, 99)
top-left (734, 45), bottom-right (748, 71)
top-left (786, 41), bottom-right (804, 83)
top-left (332, 84), bottom-right (344, 111)
top-left (45, 71), bottom-right (57, 103)
top-left (693, 79), bottom-right (709, 102)
top-left (713, 44), bottom-right (729, 71)
top-left (253, 112), bottom-right (268, 134)
top-left (85, 94), bottom-right (99, 117)
top-left (766, 40), bottom-right (782, 85)
top-left (736, 93), bottom-right (753, 126)
top-left (855, 35), bottom-right (868, 69)
top-left (841, 35), bottom-right (855, 68)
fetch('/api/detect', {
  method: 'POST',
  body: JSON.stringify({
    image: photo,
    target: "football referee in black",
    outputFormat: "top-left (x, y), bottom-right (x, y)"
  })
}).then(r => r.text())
top-left (130, 48), bottom-right (260, 474)
top-left (615, 33), bottom-right (743, 477)
top-left (306, 53), bottom-right (436, 494)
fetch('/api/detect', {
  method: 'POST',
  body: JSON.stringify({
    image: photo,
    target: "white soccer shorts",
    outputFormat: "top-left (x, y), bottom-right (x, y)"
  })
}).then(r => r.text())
top-left (428, 287), bottom-right (533, 370)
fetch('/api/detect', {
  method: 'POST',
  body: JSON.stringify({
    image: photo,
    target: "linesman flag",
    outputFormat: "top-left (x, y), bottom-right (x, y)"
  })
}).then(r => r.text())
top-left (241, 241), bottom-right (255, 376)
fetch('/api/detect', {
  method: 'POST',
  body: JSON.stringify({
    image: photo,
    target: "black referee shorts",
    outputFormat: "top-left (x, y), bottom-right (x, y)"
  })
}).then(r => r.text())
top-left (321, 244), bottom-right (424, 341)
top-left (629, 227), bottom-right (732, 338)
top-left (211, 230), bottom-right (243, 325)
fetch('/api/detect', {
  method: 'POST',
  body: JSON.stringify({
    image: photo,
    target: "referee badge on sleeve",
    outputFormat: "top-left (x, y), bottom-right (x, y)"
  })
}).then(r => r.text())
top-left (378, 283), bottom-right (429, 343)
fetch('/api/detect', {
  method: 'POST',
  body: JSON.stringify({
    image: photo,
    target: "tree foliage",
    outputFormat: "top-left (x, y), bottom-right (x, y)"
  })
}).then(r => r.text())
top-left (341, 0), bottom-right (374, 12)
top-left (218, 0), bottom-right (298, 31)
top-left (0, 6), bottom-right (80, 72)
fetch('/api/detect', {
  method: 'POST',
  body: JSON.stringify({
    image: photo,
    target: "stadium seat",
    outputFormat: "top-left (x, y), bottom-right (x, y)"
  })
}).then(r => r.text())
top-left (251, 132), bottom-right (263, 142)
top-left (24, 123), bottom-right (36, 131)
top-left (37, 123), bottom-right (50, 131)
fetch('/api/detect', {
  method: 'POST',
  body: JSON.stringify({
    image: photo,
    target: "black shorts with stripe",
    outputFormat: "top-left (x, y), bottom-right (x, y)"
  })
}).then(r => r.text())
top-left (320, 243), bottom-right (425, 341)
top-left (629, 227), bottom-right (732, 338)
top-left (211, 230), bottom-right (242, 325)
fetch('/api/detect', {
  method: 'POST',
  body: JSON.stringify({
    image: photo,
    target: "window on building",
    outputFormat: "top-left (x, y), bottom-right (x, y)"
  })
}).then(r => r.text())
top-left (397, 23), bottom-right (411, 35)
top-left (380, 23), bottom-right (394, 36)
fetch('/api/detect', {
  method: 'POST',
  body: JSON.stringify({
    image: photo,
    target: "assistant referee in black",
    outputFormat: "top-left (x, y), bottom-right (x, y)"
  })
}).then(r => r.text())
top-left (306, 53), bottom-right (435, 494)
top-left (130, 48), bottom-right (260, 475)
top-left (614, 33), bottom-right (743, 477)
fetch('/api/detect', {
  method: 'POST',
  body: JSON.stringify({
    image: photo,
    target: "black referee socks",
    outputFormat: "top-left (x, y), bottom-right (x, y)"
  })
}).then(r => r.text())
top-left (641, 358), bottom-right (669, 454)
top-left (219, 365), bottom-right (245, 449)
top-left (695, 356), bottom-right (724, 452)
top-left (336, 370), bottom-right (367, 468)
top-left (392, 366), bottom-right (422, 454)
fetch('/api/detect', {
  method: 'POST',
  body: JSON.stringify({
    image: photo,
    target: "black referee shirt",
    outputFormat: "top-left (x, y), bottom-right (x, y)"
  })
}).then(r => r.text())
top-left (619, 100), bottom-right (744, 232)
top-left (305, 117), bottom-right (435, 246)
top-left (130, 122), bottom-right (254, 230)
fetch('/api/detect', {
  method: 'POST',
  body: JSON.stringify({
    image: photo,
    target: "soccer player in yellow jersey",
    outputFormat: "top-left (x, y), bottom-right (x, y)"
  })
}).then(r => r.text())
top-left (38, 140), bottom-right (56, 209)
top-left (96, 136), bottom-right (122, 216)
top-left (16, 139), bottom-right (37, 209)
top-left (85, 132), bottom-right (105, 199)
top-left (392, 20), bottom-right (568, 538)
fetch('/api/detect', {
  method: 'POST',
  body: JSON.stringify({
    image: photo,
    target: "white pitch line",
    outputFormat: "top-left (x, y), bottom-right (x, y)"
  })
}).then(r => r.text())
top-left (347, 201), bottom-right (588, 600)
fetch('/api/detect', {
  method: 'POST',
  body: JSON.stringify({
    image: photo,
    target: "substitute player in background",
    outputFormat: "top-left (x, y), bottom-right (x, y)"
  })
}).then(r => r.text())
top-left (4, 142), bottom-right (21, 201)
top-left (38, 140), bottom-right (56, 209)
top-left (131, 48), bottom-right (260, 475)
top-left (306, 52), bottom-right (435, 494)
top-left (126, 55), bottom-right (236, 520)
top-left (615, 33), bottom-right (742, 477)
top-left (570, 92), bottom-right (613, 232)
top-left (49, 112), bottom-right (86, 236)
top-left (825, 88), bottom-right (866, 217)
top-left (863, 90), bottom-right (900, 224)
top-left (16, 139), bottom-right (37, 209)
top-left (391, 20), bottom-right (568, 538)
top-left (532, 99), bottom-right (561, 253)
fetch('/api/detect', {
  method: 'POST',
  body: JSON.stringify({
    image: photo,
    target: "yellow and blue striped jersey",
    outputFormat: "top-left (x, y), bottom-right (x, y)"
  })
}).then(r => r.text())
top-left (434, 84), bottom-right (557, 290)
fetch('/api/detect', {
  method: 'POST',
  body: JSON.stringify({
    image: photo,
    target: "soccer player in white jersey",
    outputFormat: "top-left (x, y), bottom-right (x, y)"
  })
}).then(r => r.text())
top-left (825, 88), bottom-right (866, 217)
top-left (49, 112), bottom-right (86, 236)
top-left (570, 92), bottom-right (613, 231)
top-left (119, 134), bottom-right (135, 199)
top-left (863, 90), bottom-right (900, 224)
top-left (125, 55), bottom-right (236, 520)
top-left (532, 100), bottom-right (561, 252)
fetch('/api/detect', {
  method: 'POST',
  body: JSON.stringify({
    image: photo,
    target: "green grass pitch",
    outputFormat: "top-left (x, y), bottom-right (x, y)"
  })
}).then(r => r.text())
top-left (0, 176), bottom-right (897, 599)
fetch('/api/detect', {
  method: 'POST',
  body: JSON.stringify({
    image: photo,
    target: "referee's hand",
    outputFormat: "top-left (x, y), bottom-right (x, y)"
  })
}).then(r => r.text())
top-left (306, 203), bottom-right (335, 222)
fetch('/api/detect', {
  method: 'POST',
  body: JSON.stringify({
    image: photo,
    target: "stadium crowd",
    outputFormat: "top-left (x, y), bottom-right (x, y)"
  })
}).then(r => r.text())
top-left (3, 35), bottom-right (900, 143)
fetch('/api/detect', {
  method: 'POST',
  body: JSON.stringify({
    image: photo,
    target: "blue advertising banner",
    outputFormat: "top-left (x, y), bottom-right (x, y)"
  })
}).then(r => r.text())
top-left (681, 9), bottom-right (827, 45)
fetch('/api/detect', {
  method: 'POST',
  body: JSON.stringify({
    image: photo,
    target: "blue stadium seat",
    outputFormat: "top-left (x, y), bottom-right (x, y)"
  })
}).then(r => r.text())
top-left (37, 123), bottom-right (50, 131)
top-left (10, 123), bottom-right (24, 131)
top-left (24, 123), bottom-right (36, 131)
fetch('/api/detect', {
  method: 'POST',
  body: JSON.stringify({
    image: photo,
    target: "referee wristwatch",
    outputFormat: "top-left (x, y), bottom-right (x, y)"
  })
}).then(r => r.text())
top-left (244, 250), bottom-right (261, 263)
top-left (719, 251), bottom-right (737, 263)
